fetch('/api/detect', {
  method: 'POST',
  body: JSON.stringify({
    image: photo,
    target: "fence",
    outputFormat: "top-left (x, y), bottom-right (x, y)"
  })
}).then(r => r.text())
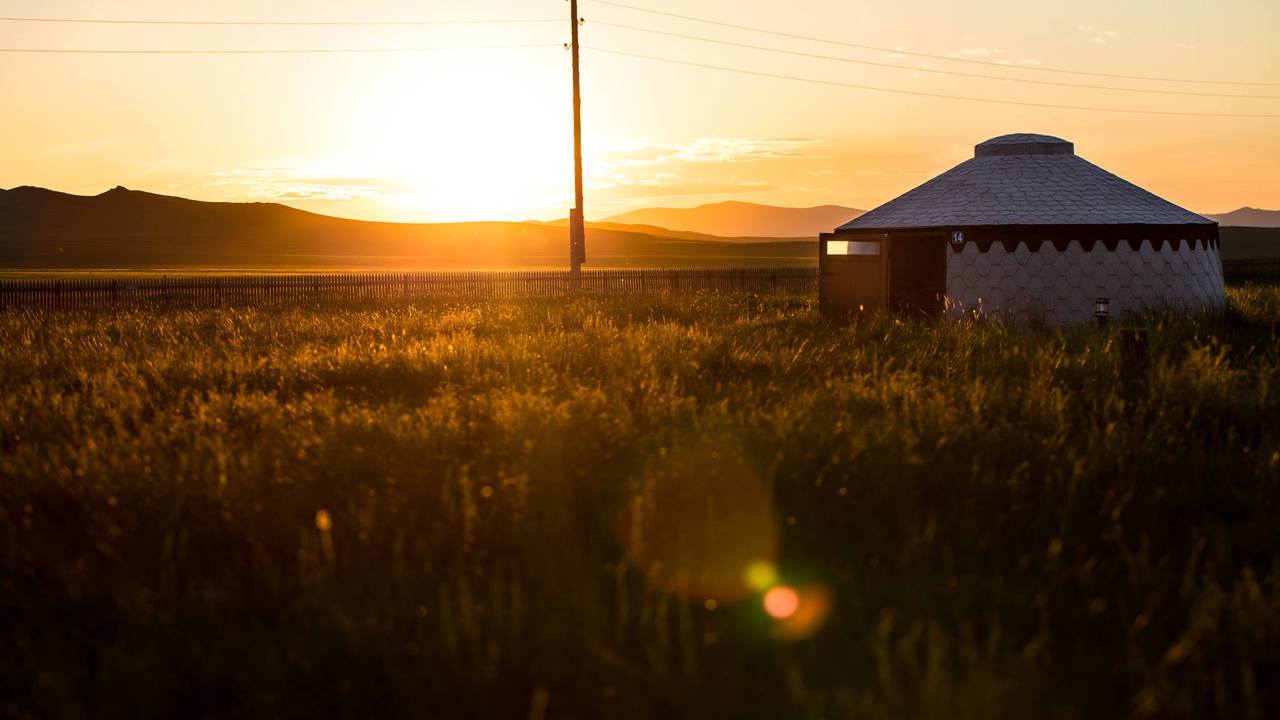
top-left (1223, 259), bottom-right (1280, 282)
top-left (0, 268), bottom-right (819, 311)
top-left (5, 261), bottom-right (1272, 311)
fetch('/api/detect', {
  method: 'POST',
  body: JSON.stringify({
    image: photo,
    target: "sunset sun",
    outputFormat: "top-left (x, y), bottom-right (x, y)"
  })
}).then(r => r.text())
top-left (336, 49), bottom-right (573, 221)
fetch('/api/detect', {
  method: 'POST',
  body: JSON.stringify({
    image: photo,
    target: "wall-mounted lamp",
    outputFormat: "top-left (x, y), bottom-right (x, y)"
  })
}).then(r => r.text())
top-left (1094, 297), bottom-right (1111, 326)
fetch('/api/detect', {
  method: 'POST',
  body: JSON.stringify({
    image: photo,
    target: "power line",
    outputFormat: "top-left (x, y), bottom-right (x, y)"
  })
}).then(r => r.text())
top-left (0, 43), bottom-right (561, 55)
top-left (587, 0), bottom-right (1280, 88)
top-left (585, 46), bottom-right (1280, 118)
top-left (0, 16), bottom-right (561, 27)
top-left (12, 2), bottom-right (1270, 88)
top-left (592, 21), bottom-right (1279, 101)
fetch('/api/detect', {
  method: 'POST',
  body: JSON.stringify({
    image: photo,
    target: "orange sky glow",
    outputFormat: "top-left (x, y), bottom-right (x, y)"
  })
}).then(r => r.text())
top-left (1, 0), bottom-right (1277, 223)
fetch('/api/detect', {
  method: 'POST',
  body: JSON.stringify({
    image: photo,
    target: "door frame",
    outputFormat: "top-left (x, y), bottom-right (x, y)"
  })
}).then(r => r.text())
top-left (819, 231), bottom-right (889, 317)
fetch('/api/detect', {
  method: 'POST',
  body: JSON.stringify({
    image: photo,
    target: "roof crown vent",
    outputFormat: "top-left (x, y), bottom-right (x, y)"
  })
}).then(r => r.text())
top-left (975, 133), bottom-right (1074, 158)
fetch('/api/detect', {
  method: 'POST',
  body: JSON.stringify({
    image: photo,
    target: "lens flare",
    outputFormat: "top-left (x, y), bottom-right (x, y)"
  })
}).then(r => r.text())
top-left (744, 561), bottom-right (779, 592)
top-left (763, 586), bottom-right (800, 619)
top-left (619, 437), bottom-right (779, 601)
top-left (768, 584), bottom-right (833, 641)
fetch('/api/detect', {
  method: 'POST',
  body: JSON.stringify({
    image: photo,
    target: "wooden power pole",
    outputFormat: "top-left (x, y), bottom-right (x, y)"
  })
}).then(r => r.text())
top-left (568, 0), bottom-right (586, 276)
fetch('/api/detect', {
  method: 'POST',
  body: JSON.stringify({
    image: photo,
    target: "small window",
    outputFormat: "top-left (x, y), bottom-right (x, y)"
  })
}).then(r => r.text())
top-left (827, 240), bottom-right (881, 256)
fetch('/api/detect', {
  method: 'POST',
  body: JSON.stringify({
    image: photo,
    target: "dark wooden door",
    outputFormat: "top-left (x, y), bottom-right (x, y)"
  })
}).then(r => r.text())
top-left (820, 235), bottom-right (887, 318)
top-left (888, 233), bottom-right (946, 317)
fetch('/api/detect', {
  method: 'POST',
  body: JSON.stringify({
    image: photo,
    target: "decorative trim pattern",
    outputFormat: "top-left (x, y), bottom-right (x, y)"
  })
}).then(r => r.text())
top-left (831, 224), bottom-right (1220, 255)
top-left (942, 225), bottom-right (1219, 254)
top-left (945, 237), bottom-right (1225, 325)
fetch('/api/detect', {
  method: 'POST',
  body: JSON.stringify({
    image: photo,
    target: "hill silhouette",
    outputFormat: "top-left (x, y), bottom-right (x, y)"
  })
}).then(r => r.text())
top-left (4, 187), bottom-right (1275, 269)
top-left (0, 186), bottom-right (815, 270)
top-left (1205, 207), bottom-right (1280, 228)
top-left (603, 201), bottom-right (864, 238)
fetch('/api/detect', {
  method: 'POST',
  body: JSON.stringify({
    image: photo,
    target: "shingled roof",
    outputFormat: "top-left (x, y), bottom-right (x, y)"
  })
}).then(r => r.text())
top-left (838, 134), bottom-right (1214, 231)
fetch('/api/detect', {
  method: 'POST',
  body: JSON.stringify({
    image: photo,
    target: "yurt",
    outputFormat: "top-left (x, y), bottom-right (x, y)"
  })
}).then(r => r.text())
top-left (819, 134), bottom-right (1225, 324)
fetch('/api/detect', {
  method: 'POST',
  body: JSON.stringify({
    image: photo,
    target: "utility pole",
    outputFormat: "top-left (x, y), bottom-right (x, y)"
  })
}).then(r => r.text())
top-left (568, 0), bottom-right (586, 276)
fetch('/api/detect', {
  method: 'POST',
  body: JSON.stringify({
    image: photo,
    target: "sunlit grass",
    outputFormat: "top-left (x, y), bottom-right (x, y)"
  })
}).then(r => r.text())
top-left (2, 287), bottom-right (1279, 718)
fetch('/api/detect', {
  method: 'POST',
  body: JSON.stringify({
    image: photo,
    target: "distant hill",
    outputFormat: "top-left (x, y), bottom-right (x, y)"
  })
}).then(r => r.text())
top-left (603, 201), bottom-right (863, 238)
top-left (1205, 208), bottom-right (1280, 228)
top-left (0, 186), bottom-right (815, 270)
top-left (536, 218), bottom-right (807, 244)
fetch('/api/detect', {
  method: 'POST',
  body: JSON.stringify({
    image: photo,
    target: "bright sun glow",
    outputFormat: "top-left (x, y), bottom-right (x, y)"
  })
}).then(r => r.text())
top-left (331, 50), bottom-right (572, 222)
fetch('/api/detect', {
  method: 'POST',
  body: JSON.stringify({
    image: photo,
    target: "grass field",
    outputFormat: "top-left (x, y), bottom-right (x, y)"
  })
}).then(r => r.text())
top-left (3, 287), bottom-right (1280, 718)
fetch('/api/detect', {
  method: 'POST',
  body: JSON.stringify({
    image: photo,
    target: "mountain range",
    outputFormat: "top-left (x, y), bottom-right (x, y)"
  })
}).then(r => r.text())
top-left (1, 186), bottom-right (1276, 270)
top-left (1203, 207), bottom-right (1280, 228)
top-left (603, 201), bottom-right (864, 238)
top-left (0, 187), bottom-right (815, 270)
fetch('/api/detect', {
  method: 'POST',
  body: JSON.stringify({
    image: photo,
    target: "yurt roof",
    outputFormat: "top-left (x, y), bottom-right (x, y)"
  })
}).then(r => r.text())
top-left (838, 134), bottom-right (1214, 231)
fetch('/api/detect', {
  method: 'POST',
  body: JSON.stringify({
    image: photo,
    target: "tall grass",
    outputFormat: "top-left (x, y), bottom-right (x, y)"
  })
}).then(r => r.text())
top-left (2, 288), bottom-right (1279, 719)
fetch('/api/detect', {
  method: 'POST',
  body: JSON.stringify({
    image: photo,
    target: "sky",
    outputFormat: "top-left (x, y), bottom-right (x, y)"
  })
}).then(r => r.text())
top-left (0, 0), bottom-right (1277, 223)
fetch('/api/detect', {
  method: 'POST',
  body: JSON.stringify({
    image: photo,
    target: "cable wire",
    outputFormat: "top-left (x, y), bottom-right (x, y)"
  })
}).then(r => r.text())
top-left (585, 46), bottom-right (1280, 118)
top-left (588, 0), bottom-right (1280, 88)
top-left (0, 43), bottom-right (561, 55)
top-left (0, 16), bottom-right (562, 27)
top-left (592, 21), bottom-right (1278, 100)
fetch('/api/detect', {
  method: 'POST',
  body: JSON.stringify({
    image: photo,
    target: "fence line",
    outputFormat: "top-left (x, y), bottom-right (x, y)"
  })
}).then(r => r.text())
top-left (1223, 259), bottom-right (1280, 282)
top-left (0, 268), bottom-right (819, 310)
top-left (4, 261), bottom-right (1270, 311)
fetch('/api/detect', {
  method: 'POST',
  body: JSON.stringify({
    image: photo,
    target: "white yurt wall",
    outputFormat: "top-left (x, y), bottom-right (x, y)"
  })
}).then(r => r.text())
top-left (945, 239), bottom-right (1225, 324)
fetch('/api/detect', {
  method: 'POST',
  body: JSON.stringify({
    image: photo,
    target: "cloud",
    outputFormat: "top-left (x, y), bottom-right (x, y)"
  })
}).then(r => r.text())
top-left (587, 180), bottom-right (777, 215)
top-left (955, 47), bottom-right (1005, 57)
top-left (588, 166), bottom-right (774, 195)
top-left (673, 138), bottom-right (826, 163)
top-left (581, 135), bottom-right (825, 213)
top-left (852, 169), bottom-right (934, 178)
top-left (604, 137), bottom-right (826, 166)
top-left (1076, 25), bottom-right (1119, 45)
top-left (907, 60), bottom-right (938, 79)
top-left (611, 181), bottom-right (776, 198)
top-left (207, 168), bottom-right (391, 201)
